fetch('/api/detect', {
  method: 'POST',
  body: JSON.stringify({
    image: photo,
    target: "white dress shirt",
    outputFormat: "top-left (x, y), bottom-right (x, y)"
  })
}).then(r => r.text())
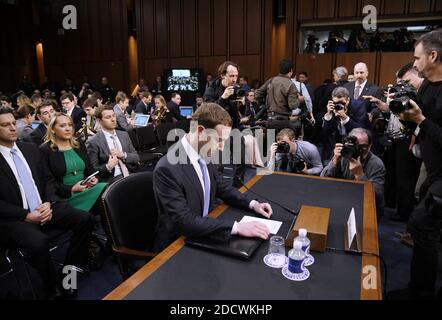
top-left (354, 80), bottom-right (367, 98)
top-left (181, 136), bottom-right (258, 234)
top-left (0, 143), bottom-right (42, 210)
top-left (103, 130), bottom-right (124, 177)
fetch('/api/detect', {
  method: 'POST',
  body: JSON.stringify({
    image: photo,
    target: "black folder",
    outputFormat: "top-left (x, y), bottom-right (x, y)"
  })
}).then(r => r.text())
top-left (185, 236), bottom-right (264, 260)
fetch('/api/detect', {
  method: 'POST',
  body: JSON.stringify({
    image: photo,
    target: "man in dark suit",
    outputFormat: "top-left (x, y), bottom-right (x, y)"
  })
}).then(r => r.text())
top-left (24, 99), bottom-right (56, 146)
top-left (0, 108), bottom-right (93, 299)
top-left (60, 93), bottom-right (86, 133)
top-left (134, 91), bottom-right (153, 115)
top-left (153, 103), bottom-right (273, 252)
top-left (167, 92), bottom-right (185, 121)
top-left (344, 62), bottom-right (384, 112)
top-left (86, 105), bottom-right (140, 183)
top-left (322, 87), bottom-right (370, 163)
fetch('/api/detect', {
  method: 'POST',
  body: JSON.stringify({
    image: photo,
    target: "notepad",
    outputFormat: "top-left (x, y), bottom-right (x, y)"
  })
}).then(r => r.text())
top-left (239, 216), bottom-right (283, 235)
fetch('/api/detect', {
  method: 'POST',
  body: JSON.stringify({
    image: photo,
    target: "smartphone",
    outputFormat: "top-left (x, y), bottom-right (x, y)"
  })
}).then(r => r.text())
top-left (81, 171), bottom-right (99, 186)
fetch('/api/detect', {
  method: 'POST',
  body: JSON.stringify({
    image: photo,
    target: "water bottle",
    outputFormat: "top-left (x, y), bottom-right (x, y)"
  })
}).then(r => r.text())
top-left (287, 241), bottom-right (306, 274)
top-left (295, 228), bottom-right (311, 256)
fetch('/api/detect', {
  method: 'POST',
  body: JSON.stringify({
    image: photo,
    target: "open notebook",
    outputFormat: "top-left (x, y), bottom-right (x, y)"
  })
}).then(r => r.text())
top-left (185, 236), bottom-right (264, 260)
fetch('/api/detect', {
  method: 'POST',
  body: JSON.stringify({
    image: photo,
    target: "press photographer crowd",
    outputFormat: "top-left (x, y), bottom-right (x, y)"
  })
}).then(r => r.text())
top-left (0, 28), bottom-right (441, 300)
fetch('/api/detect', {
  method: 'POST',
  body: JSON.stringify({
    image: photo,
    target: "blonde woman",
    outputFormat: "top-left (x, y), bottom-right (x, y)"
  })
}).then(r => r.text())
top-left (151, 95), bottom-right (174, 127)
top-left (39, 113), bottom-right (106, 212)
top-left (16, 94), bottom-right (31, 109)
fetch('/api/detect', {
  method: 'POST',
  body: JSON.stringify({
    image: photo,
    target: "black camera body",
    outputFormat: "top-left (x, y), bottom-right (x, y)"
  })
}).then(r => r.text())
top-left (389, 80), bottom-right (418, 114)
top-left (290, 155), bottom-right (306, 174)
top-left (341, 136), bottom-right (362, 160)
top-left (334, 103), bottom-right (346, 112)
top-left (276, 141), bottom-right (290, 154)
top-left (231, 84), bottom-right (246, 100)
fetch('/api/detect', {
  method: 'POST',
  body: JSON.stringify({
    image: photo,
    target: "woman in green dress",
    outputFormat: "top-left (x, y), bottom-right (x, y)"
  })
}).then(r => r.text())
top-left (39, 113), bottom-right (107, 212)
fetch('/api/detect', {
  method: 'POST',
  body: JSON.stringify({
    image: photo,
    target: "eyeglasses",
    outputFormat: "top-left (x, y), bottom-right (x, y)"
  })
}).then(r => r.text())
top-left (359, 144), bottom-right (370, 150)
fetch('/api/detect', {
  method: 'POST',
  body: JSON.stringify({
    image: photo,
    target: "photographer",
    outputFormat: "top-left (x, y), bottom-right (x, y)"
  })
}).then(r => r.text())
top-left (254, 59), bottom-right (300, 134)
top-left (321, 128), bottom-right (386, 215)
top-left (322, 87), bottom-right (370, 163)
top-left (388, 30), bottom-right (442, 300)
top-left (364, 63), bottom-right (424, 223)
top-left (203, 61), bottom-right (250, 187)
top-left (203, 61), bottom-right (245, 129)
top-left (268, 129), bottom-right (323, 176)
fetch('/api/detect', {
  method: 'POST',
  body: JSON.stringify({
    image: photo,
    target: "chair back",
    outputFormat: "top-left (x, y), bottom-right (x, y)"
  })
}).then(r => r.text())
top-left (136, 126), bottom-right (158, 151)
top-left (156, 122), bottom-right (176, 146)
top-left (101, 172), bottom-right (158, 252)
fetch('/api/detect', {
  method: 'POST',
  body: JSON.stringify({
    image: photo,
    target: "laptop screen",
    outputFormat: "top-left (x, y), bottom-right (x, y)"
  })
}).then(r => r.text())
top-left (134, 114), bottom-right (150, 127)
top-left (180, 106), bottom-right (194, 118)
top-left (31, 121), bottom-right (41, 130)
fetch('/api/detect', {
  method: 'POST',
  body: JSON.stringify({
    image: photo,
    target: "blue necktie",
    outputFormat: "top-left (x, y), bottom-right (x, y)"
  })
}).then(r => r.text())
top-left (11, 149), bottom-right (40, 212)
top-left (198, 158), bottom-right (211, 217)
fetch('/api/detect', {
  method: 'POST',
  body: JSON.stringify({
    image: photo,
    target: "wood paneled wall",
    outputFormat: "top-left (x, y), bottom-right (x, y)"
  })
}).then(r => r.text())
top-left (294, 52), bottom-right (415, 89)
top-left (135, 0), bottom-right (272, 88)
top-left (292, 0), bottom-right (438, 21)
top-left (38, 0), bottom-right (130, 92)
top-left (0, 2), bottom-right (37, 94)
top-left (1, 0), bottom-right (440, 96)
top-left (286, 0), bottom-right (441, 89)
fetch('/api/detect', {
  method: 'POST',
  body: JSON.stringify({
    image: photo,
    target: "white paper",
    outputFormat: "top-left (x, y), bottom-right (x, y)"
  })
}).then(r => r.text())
top-left (239, 216), bottom-right (283, 235)
top-left (347, 208), bottom-right (357, 246)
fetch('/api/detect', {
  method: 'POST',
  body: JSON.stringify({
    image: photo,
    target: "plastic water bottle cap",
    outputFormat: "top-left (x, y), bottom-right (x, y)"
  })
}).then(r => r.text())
top-left (299, 229), bottom-right (307, 237)
top-left (293, 241), bottom-right (302, 250)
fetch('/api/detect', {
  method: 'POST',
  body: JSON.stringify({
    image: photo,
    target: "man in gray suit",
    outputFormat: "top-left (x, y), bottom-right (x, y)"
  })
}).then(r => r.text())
top-left (86, 105), bottom-right (140, 183)
top-left (114, 91), bottom-right (135, 131)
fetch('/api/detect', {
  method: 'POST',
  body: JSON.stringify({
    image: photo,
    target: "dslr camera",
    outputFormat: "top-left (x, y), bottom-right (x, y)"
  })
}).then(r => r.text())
top-left (231, 84), bottom-right (246, 100)
top-left (389, 80), bottom-right (418, 114)
top-left (290, 155), bottom-right (306, 174)
top-left (341, 136), bottom-right (362, 160)
top-left (333, 103), bottom-right (346, 112)
top-left (276, 141), bottom-right (290, 154)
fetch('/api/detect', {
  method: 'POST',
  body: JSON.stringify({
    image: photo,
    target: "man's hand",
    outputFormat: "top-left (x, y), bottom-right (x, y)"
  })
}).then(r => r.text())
top-left (398, 99), bottom-right (426, 125)
top-left (326, 101), bottom-right (335, 116)
top-left (308, 113), bottom-right (316, 126)
top-left (334, 108), bottom-right (348, 121)
top-left (363, 95), bottom-right (389, 113)
top-left (332, 143), bottom-right (343, 166)
top-left (349, 157), bottom-right (364, 180)
top-left (111, 149), bottom-right (125, 159)
top-left (25, 210), bottom-right (44, 224)
top-left (251, 202), bottom-right (273, 219)
top-left (301, 162), bottom-right (309, 175)
top-left (236, 221), bottom-right (270, 240)
top-left (107, 154), bottom-right (119, 170)
top-left (298, 95), bottom-right (305, 104)
top-left (221, 86), bottom-right (235, 100)
top-left (270, 143), bottom-right (278, 159)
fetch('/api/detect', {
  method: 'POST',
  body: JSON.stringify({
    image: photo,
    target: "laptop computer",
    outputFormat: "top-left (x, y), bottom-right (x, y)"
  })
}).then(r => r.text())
top-left (134, 114), bottom-right (150, 127)
top-left (31, 121), bottom-right (42, 130)
top-left (179, 106), bottom-right (194, 118)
